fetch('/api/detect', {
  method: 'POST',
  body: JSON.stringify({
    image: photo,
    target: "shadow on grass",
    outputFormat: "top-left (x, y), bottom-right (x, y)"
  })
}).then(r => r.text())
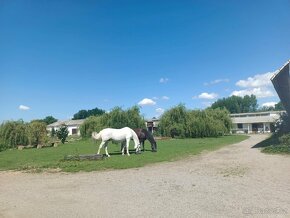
top-left (252, 134), bottom-right (290, 154)
top-left (251, 134), bottom-right (279, 148)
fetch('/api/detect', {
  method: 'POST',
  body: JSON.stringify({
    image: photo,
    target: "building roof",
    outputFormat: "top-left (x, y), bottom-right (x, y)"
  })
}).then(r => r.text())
top-left (230, 111), bottom-right (285, 124)
top-left (271, 60), bottom-right (290, 115)
top-left (47, 119), bottom-right (85, 128)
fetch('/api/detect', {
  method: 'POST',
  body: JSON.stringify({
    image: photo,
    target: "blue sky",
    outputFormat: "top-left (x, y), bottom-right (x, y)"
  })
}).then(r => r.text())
top-left (0, 0), bottom-right (290, 122)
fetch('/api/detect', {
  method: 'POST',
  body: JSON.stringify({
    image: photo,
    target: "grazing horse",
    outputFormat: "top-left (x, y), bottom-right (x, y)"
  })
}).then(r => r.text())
top-left (134, 128), bottom-right (157, 152)
top-left (92, 127), bottom-right (140, 157)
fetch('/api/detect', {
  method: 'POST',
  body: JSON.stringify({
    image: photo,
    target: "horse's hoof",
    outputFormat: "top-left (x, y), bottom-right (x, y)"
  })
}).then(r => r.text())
top-left (152, 150), bottom-right (157, 152)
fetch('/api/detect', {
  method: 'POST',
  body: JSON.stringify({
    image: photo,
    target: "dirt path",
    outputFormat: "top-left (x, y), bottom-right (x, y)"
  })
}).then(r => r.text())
top-left (0, 135), bottom-right (289, 218)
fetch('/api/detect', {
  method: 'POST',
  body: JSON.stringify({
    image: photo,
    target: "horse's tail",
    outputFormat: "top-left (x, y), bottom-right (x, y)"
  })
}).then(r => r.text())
top-left (92, 132), bottom-right (101, 140)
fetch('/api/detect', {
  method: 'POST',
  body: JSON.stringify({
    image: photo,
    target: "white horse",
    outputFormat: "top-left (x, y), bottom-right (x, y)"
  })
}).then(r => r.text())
top-left (92, 127), bottom-right (141, 157)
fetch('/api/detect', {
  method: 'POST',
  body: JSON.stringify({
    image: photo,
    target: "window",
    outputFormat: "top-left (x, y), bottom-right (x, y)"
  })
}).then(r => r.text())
top-left (237, 123), bottom-right (243, 129)
top-left (72, 128), bottom-right (77, 135)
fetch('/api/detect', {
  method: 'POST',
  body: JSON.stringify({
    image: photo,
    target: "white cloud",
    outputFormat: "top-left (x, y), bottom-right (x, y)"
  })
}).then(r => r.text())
top-left (138, 98), bottom-right (156, 106)
top-left (156, 108), bottom-right (165, 114)
top-left (231, 87), bottom-right (274, 98)
top-left (152, 96), bottom-right (158, 100)
top-left (197, 92), bottom-right (218, 100)
top-left (204, 78), bottom-right (229, 86)
top-left (162, 96), bottom-right (170, 100)
top-left (236, 72), bottom-right (274, 88)
top-left (19, 105), bottom-right (30, 111)
top-left (262, 102), bottom-right (277, 107)
top-left (159, 78), bottom-right (169, 83)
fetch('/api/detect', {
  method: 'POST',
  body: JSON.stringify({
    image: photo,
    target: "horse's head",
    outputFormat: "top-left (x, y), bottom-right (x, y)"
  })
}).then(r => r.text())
top-left (134, 142), bottom-right (141, 151)
top-left (91, 132), bottom-right (101, 140)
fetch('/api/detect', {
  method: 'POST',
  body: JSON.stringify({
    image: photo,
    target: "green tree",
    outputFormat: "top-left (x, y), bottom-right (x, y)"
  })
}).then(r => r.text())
top-left (159, 105), bottom-right (231, 138)
top-left (28, 121), bottom-right (47, 146)
top-left (56, 125), bottom-right (69, 144)
top-left (105, 106), bottom-right (145, 129)
top-left (275, 101), bottom-right (285, 111)
top-left (73, 107), bottom-right (105, 120)
top-left (50, 127), bottom-right (56, 137)
top-left (80, 116), bottom-right (105, 138)
top-left (211, 95), bottom-right (257, 113)
top-left (0, 120), bottom-right (29, 150)
top-left (42, 116), bottom-right (58, 125)
top-left (79, 106), bottom-right (145, 138)
top-left (274, 112), bottom-right (290, 135)
top-left (126, 106), bottom-right (146, 129)
top-left (158, 104), bottom-right (189, 138)
top-left (106, 107), bottom-right (129, 129)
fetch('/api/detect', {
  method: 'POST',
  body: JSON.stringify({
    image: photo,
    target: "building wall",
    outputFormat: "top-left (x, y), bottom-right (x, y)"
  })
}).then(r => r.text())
top-left (232, 122), bottom-right (272, 134)
top-left (47, 125), bottom-right (81, 136)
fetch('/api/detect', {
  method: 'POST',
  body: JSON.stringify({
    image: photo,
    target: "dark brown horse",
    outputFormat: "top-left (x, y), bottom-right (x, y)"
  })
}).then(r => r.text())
top-left (133, 128), bottom-right (157, 152)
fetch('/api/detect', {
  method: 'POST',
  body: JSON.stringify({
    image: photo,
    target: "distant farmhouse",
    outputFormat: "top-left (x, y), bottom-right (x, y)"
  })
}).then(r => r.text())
top-left (230, 111), bottom-right (285, 134)
top-left (146, 117), bottom-right (160, 133)
top-left (47, 119), bottom-right (85, 136)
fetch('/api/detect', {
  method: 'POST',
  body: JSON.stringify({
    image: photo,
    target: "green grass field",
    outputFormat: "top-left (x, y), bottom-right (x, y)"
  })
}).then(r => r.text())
top-left (0, 135), bottom-right (248, 172)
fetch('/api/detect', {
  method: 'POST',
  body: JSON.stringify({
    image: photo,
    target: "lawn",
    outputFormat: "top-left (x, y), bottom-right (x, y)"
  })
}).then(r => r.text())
top-left (0, 135), bottom-right (248, 172)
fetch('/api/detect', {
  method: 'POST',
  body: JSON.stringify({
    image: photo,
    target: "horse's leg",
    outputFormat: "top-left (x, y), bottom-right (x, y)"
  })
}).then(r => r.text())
top-left (121, 141), bottom-right (125, 155)
top-left (121, 141), bottom-right (124, 154)
top-left (142, 140), bottom-right (145, 152)
top-left (126, 138), bottom-right (130, 156)
top-left (104, 141), bottom-right (110, 157)
top-left (97, 141), bottom-right (106, 155)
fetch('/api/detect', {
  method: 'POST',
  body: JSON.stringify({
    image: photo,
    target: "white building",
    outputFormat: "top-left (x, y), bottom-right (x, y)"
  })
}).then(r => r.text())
top-left (230, 111), bottom-right (285, 134)
top-left (146, 117), bottom-right (160, 133)
top-left (47, 119), bottom-right (85, 136)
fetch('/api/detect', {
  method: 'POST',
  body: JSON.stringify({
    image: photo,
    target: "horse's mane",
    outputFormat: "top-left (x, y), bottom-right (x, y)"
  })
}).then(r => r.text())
top-left (130, 128), bottom-right (140, 148)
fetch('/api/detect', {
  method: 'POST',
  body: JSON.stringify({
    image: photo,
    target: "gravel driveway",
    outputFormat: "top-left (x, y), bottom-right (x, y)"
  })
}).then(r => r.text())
top-left (0, 134), bottom-right (289, 218)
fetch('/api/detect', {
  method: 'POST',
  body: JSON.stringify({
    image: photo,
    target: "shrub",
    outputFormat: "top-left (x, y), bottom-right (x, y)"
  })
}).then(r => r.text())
top-left (56, 125), bottom-right (69, 144)
top-left (278, 134), bottom-right (290, 145)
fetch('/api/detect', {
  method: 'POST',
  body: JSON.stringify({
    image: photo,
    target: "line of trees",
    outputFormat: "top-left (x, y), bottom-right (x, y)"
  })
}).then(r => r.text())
top-left (30, 116), bottom-right (58, 125)
top-left (0, 120), bottom-right (69, 152)
top-left (210, 94), bottom-right (284, 113)
top-left (0, 120), bottom-right (47, 151)
top-left (210, 95), bottom-right (258, 113)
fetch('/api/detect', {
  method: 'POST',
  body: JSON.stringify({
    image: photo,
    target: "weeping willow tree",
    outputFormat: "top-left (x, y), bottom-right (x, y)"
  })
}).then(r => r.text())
top-left (28, 121), bottom-right (47, 146)
top-left (159, 105), bottom-right (232, 138)
top-left (158, 104), bottom-right (189, 138)
top-left (80, 115), bottom-right (106, 138)
top-left (0, 120), bottom-right (29, 150)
